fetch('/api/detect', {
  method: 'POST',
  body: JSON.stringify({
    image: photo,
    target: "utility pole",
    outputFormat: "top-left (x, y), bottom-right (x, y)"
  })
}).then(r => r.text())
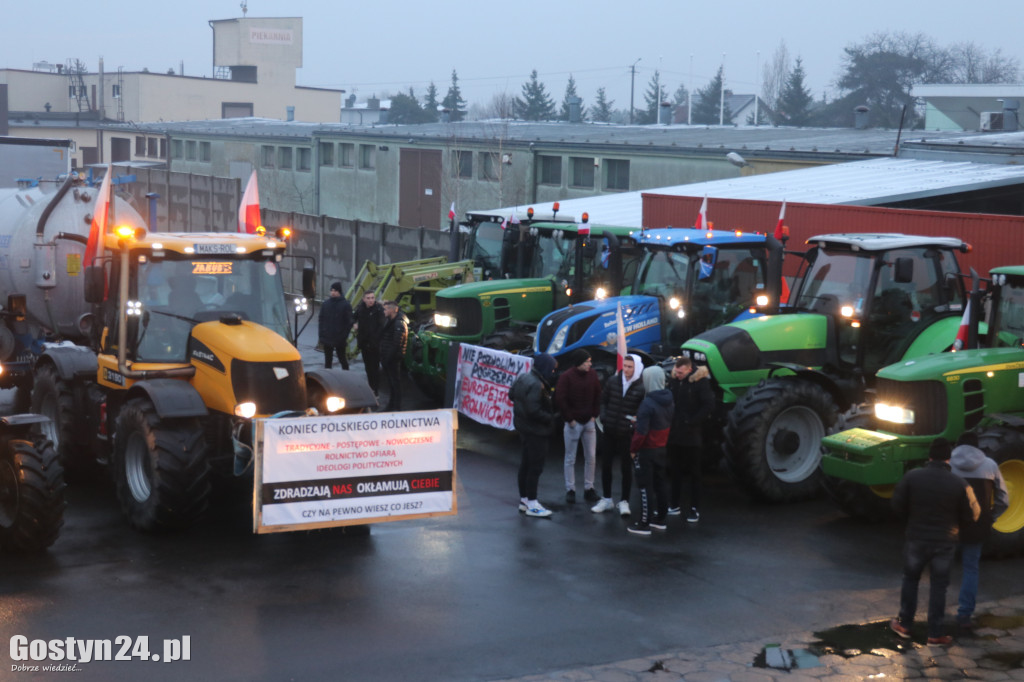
top-left (629, 58), bottom-right (641, 124)
top-left (755, 51), bottom-right (760, 126)
top-left (688, 54), bottom-right (693, 126)
top-left (719, 53), bottom-right (726, 126)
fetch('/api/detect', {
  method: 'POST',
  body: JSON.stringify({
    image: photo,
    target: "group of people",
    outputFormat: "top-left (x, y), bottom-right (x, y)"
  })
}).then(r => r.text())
top-left (318, 286), bottom-right (408, 412)
top-left (508, 348), bottom-right (713, 535)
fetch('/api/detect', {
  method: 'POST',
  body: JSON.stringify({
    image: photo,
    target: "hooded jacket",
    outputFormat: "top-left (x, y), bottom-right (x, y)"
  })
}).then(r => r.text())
top-left (951, 444), bottom-right (1010, 544)
top-left (318, 295), bottom-right (353, 346)
top-left (509, 364), bottom-right (555, 437)
top-left (891, 459), bottom-right (981, 543)
top-left (630, 367), bottom-right (674, 453)
top-left (667, 364), bottom-right (713, 446)
top-left (379, 312), bottom-right (408, 365)
top-left (600, 354), bottom-right (645, 437)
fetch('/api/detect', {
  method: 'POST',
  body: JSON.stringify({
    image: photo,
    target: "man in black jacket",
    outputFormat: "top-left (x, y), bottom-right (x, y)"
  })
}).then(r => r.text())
top-left (318, 282), bottom-right (353, 370)
top-left (353, 291), bottom-right (385, 395)
top-left (592, 354), bottom-right (645, 515)
top-left (379, 300), bottom-right (408, 412)
top-left (666, 356), bottom-right (713, 522)
top-left (890, 438), bottom-right (980, 646)
top-left (509, 354), bottom-right (558, 518)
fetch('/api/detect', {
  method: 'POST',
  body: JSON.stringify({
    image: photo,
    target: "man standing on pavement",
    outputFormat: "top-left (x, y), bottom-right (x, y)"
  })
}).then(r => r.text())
top-left (592, 354), bottom-right (645, 516)
top-left (509, 354), bottom-right (559, 518)
top-left (627, 366), bottom-right (674, 536)
top-left (353, 291), bottom-right (385, 396)
top-left (666, 356), bottom-right (713, 523)
top-left (379, 300), bottom-right (408, 412)
top-left (890, 438), bottom-right (980, 645)
top-left (318, 282), bottom-right (353, 370)
top-left (950, 431), bottom-right (1009, 633)
top-left (555, 349), bottom-right (602, 505)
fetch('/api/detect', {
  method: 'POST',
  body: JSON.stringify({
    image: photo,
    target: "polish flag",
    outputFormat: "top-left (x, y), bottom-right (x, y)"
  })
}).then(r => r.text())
top-left (695, 195), bottom-right (708, 230)
top-left (448, 202), bottom-right (456, 221)
top-left (774, 200), bottom-right (787, 240)
top-left (616, 301), bottom-right (627, 372)
top-left (237, 169), bottom-right (261, 233)
top-left (953, 300), bottom-right (971, 351)
top-left (84, 165), bottom-right (112, 267)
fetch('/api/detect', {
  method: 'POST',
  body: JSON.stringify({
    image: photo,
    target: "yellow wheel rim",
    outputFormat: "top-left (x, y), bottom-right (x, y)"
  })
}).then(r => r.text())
top-left (993, 459), bottom-right (1024, 534)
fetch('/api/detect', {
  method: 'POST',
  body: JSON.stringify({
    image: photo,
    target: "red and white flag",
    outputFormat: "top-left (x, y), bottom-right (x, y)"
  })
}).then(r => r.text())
top-left (84, 164), bottom-right (112, 267)
top-left (237, 169), bottom-right (261, 233)
top-left (616, 301), bottom-right (627, 372)
top-left (953, 300), bottom-right (972, 351)
top-left (695, 195), bottom-right (708, 230)
top-left (448, 202), bottom-right (456, 221)
top-left (774, 200), bottom-right (787, 240)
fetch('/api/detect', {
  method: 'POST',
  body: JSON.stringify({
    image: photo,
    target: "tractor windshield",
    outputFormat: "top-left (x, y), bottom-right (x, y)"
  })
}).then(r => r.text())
top-left (131, 257), bottom-right (291, 362)
top-left (637, 248), bottom-right (766, 321)
top-left (465, 221), bottom-right (505, 279)
top-left (791, 249), bottom-right (873, 315)
top-left (990, 279), bottom-right (1024, 348)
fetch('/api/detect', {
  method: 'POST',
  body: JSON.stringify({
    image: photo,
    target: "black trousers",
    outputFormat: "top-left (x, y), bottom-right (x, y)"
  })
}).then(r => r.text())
top-left (600, 430), bottom-right (633, 501)
top-left (361, 347), bottom-right (381, 394)
top-left (633, 447), bottom-right (668, 525)
top-left (517, 432), bottom-right (548, 500)
top-left (322, 344), bottom-right (348, 370)
top-left (382, 359), bottom-right (402, 411)
top-left (899, 539), bottom-right (956, 638)
top-left (667, 442), bottom-right (701, 510)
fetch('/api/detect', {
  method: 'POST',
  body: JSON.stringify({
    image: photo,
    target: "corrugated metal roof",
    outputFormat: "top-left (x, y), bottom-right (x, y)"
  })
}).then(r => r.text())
top-left (507, 157), bottom-right (1024, 227)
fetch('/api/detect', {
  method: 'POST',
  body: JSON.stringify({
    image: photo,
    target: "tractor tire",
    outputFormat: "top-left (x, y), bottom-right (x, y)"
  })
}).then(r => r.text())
top-left (113, 398), bottom-right (211, 532)
top-left (976, 426), bottom-right (1024, 558)
top-left (0, 437), bottom-right (65, 552)
top-left (31, 364), bottom-right (90, 476)
top-left (482, 330), bottom-right (533, 354)
top-left (724, 378), bottom-right (838, 503)
top-left (820, 404), bottom-right (895, 522)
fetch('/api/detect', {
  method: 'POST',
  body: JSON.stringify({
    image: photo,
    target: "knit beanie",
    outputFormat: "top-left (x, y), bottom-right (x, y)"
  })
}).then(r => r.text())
top-left (569, 349), bottom-right (592, 368)
top-left (330, 281), bottom-right (343, 293)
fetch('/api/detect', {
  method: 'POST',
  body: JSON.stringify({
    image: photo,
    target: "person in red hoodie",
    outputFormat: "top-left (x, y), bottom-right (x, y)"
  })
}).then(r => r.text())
top-left (628, 366), bottom-right (674, 536)
top-left (555, 350), bottom-right (602, 504)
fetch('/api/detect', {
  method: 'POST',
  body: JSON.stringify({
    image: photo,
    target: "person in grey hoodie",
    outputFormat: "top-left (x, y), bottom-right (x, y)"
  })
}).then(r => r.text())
top-left (950, 431), bottom-right (1009, 631)
top-left (627, 366), bottom-right (674, 536)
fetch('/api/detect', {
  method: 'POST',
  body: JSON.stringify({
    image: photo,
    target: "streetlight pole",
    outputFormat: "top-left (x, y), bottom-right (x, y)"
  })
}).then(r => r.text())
top-left (719, 53), bottom-right (726, 126)
top-left (688, 54), bottom-right (693, 126)
top-left (629, 58), bottom-right (641, 124)
top-left (755, 51), bottom-right (760, 126)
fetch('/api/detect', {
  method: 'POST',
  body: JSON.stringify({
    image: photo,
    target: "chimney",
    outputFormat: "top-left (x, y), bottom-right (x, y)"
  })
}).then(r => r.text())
top-left (659, 101), bottom-right (672, 125)
top-left (568, 96), bottom-right (582, 123)
top-left (367, 96), bottom-right (380, 110)
top-left (345, 94), bottom-right (356, 108)
top-left (854, 105), bottom-right (870, 130)
top-left (441, 109), bottom-right (450, 124)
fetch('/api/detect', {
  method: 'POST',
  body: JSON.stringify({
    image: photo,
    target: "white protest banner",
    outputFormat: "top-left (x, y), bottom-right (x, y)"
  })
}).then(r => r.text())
top-left (253, 409), bottom-right (457, 533)
top-left (452, 343), bottom-right (532, 430)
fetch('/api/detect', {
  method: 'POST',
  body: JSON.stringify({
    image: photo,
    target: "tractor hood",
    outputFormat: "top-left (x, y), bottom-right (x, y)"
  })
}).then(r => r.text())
top-left (535, 295), bottom-right (661, 357)
top-left (876, 345), bottom-right (1024, 383)
top-left (436, 277), bottom-right (554, 301)
top-left (683, 313), bottom-right (830, 375)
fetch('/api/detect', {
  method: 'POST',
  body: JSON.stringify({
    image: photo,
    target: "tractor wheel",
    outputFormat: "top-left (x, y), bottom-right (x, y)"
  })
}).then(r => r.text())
top-left (0, 437), bottom-right (65, 552)
top-left (724, 378), bottom-right (838, 503)
top-left (976, 426), bottom-right (1024, 558)
top-left (113, 398), bottom-right (211, 532)
top-left (31, 364), bottom-right (89, 475)
top-left (482, 330), bottom-right (533, 354)
top-left (820, 404), bottom-right (895, 522)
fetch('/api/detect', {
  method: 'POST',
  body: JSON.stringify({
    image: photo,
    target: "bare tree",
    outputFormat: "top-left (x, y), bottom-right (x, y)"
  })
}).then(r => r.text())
top-left (761, 41), bottom-right (790, 123)
top-left (948, 42), bottom-right (1020, 83)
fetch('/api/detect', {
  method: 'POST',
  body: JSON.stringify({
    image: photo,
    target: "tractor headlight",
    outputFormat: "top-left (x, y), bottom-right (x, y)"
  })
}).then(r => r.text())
top-left (595, 287), bottom-right (608, 300)
top-left (435, 313), bottom-right (457, 328)
top-left (756, 295), bottom-right (769, 307)
top-left (548, 326), bottom-right (569, 354)
top-left (325, 396), bottom-right (345, 413)
top-left (875, 402), bottom-right (915, 424)
top-left (669, 297), bottom-right (681, 310)
top-left (234, 402), bottom-right (257, 419)
top-left (294, 297), bottom-right (308, 313)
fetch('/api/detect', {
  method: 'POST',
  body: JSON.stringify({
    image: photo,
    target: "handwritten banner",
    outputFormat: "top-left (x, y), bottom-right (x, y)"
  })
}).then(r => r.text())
top-left (453, 344), bottom-right (531, 430)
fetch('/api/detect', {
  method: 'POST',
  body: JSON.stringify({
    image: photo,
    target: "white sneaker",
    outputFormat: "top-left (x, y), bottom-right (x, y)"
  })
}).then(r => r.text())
top-left (525, 501), bottom-right (552, 518)
top-left (518, 500), bottom-right (528, 512)
top-left (591, 497), bottom-right (614, 513)
top-left (618, 500), bottom-right (631, 517)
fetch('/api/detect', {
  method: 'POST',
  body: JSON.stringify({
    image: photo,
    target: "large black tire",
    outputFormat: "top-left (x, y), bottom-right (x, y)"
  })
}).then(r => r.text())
top-left (482, 330), bottom-right (533, 354)
top-left (820, 404), bottom-right (895, 522)
top-left (113, 398), bottom-right (211, 532)
top-left (31, 364), bottom-right (90, 475)
top-left (976, 426), bottom-right (1024, 558)
top-left (0, 437), bottom-right (65, 552)
top-left (724, 378), bottom-right (838, 503)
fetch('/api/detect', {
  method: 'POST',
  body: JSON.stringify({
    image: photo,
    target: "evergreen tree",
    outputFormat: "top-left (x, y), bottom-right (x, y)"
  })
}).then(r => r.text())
top-left (691, 66), bottom-right (732, 125)
top-left (673, 83), bottom-right (689, 106)
top-left (778, 57), bottom-right (813, 126)
top-left (388, 88), bottom-right (428, 124)
top-left (514, 70), bottom-right (556, 121)
top-left (638, 70), bottom-right (665, 124)
top-left (559, 74), bottom-right (586, 121)
top-left (592, 87), bottom-right (614, 123)
top-left (442, 70), bottom-right (467, 122)
top-left (423, 82), bottom-right (440, 123)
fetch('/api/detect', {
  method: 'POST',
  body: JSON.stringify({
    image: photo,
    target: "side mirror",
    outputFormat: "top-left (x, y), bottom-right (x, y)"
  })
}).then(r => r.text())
top-left (84, 265), bottom-right (106, 303)
top-left (698, 245), bottom-right (718, 280)
top-left (894, 257), bottom-right (914, 283)
top-left (302, 265), bottom-right (316, 300)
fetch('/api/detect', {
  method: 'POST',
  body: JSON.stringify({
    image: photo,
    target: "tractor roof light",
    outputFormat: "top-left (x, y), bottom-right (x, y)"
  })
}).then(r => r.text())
top-left (255, 226), bottom-right (267, 236)
top-left (276, 226), bottom-right (293, 240)
top-left (527, 207), bottom-right (534, 219)
top-left (115, 225), bottom-right (137, 240)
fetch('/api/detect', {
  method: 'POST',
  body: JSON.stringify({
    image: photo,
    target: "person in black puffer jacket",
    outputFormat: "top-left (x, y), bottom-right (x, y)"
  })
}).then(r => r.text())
top-left (379, 300), bottom-right (408, 411)
top-left (592, 354), bottom-right (645, 515)
top-left (318, 282), bottom-right (353, 370)
top-left (667, 356), bottom-right (713, 522)
top-left (353, 291), bottom-right (386, 395)
top-left (509, 354), bottom-right (558, 517)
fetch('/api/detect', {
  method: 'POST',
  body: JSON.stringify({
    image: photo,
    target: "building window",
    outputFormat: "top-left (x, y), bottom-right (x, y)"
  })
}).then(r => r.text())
top-left (359, 144), bottom-right (375, 170)
top-left (185, 140), bottom-right (197, 161)
top-left (200, 141), bottom-right (211, 163)
top-left (604, 159), bottom-right (630, 191)
top-left (481, 152), bottom-right (499, 181)
top-left (112, 84), bottom-right (121, 99)
top-left (135, 136), bottom-right (146, 156)
top-left (159, 139), bottom-right (166, 159)
top-left (171, 140), bottom-right (183, 160)
top-left (538, 155), bottom-right (561, 185)
top-left (260, 145), bottom-right (275, 168)
top-left (319, 142), bottom-right (334, 166)
top-left (297, 147), bottom-right (312, 172)
top-left (452, 150), bottom-right (472, 178)
top-left (147, 138), bottom-right (158, 157)
top-left (339, 143), bottom-right (354, 167)
top-left (570, 157), bottom-right (595, 188)
top-left (222, 102), bottom-right (254, 118)
top-left (278, 146), bottom-right (293, 170)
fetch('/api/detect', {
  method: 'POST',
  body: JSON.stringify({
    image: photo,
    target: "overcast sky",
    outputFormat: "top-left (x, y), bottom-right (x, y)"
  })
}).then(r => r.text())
top-left (5, 0), bottom-right (1022, 116)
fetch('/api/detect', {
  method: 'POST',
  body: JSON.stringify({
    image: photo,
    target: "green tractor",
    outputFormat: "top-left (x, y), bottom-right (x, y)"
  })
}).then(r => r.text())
top-left (821, 265), bottom-right (1024, 556)
top-left (406, 218), bottom-right (642, 401)
top-left (682, 233), bottom-right (971, 503)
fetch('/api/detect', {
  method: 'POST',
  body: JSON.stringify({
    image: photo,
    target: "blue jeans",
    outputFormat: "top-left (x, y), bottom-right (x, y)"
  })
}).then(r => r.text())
top-left (898, 539), bottom-right (956, 638)
top-left (958, 543), bottom-right (982, 623)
